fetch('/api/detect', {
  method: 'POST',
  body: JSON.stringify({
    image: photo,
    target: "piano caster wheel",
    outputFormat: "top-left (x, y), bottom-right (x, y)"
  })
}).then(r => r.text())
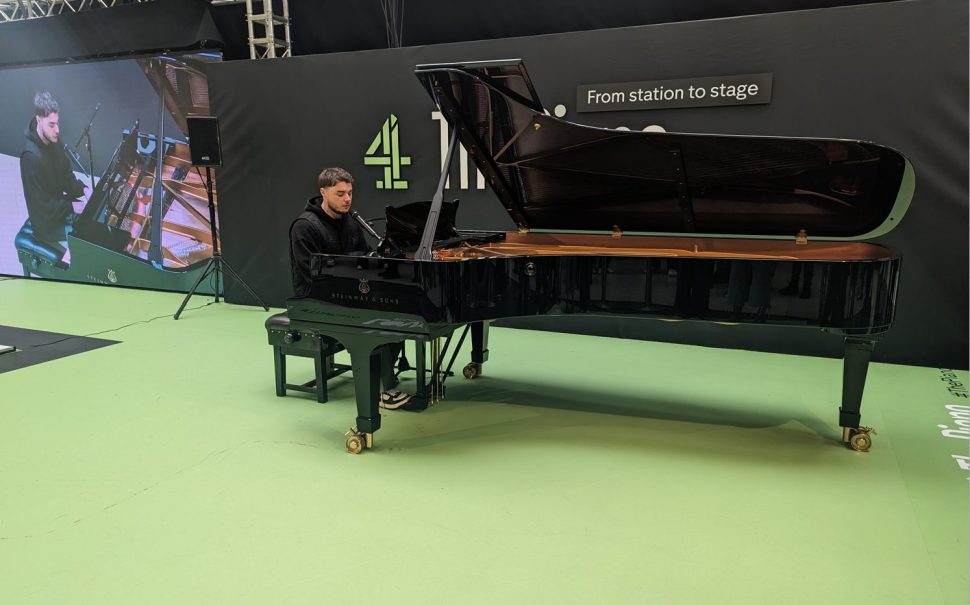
top-left (345, 427), bottom-right (373, 454)
top-left (846, 427), bottom-right (876, 452)
top-left (346, 434), bottom-right (365, 454)
top-left (462, 362), bottom-right (481, 380)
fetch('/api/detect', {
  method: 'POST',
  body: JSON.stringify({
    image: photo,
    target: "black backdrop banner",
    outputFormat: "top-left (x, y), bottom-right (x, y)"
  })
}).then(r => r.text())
top-left (209, 0), bottom-right (968, 369)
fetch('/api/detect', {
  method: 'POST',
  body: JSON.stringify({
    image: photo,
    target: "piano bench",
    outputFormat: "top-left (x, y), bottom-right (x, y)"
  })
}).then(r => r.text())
top-left (265, 312), bottom-right (350, 404)
top-left (15, 219), bottom-right (68, 277)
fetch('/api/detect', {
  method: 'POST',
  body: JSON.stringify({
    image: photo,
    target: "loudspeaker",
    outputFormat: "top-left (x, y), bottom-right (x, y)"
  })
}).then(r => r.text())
top-left (186, 115), bottom-right (222, 167)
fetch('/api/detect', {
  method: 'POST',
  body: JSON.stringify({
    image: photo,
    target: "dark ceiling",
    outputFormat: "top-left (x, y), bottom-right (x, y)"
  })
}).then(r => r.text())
top-left (208, 0), bottom-right (898, 60)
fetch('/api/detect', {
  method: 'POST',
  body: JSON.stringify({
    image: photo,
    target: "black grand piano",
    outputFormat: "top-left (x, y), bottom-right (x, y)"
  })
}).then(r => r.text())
top-left (286, 60), bottom-right (914, 454)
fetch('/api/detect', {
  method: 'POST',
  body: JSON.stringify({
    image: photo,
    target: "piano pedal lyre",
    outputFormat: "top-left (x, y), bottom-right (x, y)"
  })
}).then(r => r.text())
top-left (345, 427), bottom-right (373, 454)
top-left (842, 426), bottom-right (876, 452)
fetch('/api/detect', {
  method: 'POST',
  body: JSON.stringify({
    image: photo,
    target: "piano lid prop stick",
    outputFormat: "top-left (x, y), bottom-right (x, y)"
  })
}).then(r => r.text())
top-left (415, 128), bottom-right (459, 261)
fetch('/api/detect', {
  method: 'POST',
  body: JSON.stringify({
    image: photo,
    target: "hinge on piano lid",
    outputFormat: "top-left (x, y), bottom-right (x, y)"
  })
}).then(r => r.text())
top-left (612, 225), bottom-right (623, 238)
top-left (795, 229), bottom-right (808, 245)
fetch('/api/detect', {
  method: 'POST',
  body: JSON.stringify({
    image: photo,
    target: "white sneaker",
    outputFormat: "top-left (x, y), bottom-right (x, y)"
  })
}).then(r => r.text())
top-left (379, 390), bottom-right (412, 409)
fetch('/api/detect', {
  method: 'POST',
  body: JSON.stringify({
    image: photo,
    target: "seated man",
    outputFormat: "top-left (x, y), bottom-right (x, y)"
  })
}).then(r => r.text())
top-left (289, 166), bottom-right (412, 409)
top-left (20, 91), bottom-right (87, 249)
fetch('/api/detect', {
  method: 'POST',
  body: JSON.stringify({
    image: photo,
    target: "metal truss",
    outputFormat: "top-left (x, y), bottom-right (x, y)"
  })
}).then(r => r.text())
top-left (0, 0), bottom-right (149, 23)
top-left (0, 0), bottom-right (295, 60)
top-left (242, 0), bottom-right (291, 59)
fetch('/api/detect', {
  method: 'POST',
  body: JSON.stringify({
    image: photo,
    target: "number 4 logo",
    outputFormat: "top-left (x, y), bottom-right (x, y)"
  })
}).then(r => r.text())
top-left (364, 114), bottom-right (412, 190)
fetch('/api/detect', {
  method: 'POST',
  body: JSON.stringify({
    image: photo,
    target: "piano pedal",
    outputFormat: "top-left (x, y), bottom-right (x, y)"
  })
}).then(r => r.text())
top-left (428, 378), bottom-right (445, 405)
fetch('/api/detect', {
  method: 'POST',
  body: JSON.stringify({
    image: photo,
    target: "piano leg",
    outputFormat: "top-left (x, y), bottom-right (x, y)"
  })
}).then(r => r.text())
top-left (411, 338), bottom-right (430, 408)
top-left (463, 321), bottom-right (490, 379)
top-left (336, 333), bottom-right (406, 453)
top-left (840, 337), bottom-right (876, 452)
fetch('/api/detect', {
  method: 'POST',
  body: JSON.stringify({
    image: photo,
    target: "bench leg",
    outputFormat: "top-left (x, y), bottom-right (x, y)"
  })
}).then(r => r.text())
top-left (273, 345), bottom-right (286, 397)
top-left (312, 342), bottom-right (332, 404)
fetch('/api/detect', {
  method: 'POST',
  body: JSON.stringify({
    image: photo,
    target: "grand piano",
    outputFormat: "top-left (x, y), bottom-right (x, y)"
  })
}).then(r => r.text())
top-left (286, 60), bottom-right (914, 454)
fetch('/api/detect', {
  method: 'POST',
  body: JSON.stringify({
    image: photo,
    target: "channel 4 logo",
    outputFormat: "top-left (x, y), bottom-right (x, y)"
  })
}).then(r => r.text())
top-left (363, 114), bottom-right (412, 190)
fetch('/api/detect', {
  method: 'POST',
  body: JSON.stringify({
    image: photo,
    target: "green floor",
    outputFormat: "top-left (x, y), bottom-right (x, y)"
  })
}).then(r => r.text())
top-left (0, 279), bottom-right (966, 604)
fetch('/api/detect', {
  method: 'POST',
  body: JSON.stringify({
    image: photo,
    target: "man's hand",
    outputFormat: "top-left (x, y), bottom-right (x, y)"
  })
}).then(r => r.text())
top-left (72, 185), bottom-right (92, 214)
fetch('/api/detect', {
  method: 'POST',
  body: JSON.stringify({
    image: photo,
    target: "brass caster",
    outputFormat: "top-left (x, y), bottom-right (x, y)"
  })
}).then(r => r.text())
top-left (846, 427), bottom-right (876, 452)
top-left (344, 427), bottom-right (372, 454)
top-left (346, 434), bottom-right (364, 454)
top-left (462, 362), bottom-right (481, 379)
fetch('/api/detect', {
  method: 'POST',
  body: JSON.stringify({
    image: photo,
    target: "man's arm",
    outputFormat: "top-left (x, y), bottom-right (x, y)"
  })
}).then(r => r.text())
top-left (20, 153), bottom-right (73, 217)
top-left (50, 145), bottom-right (86, 200)
top-left (64, 169), bottom-right (85, 200)
top-left (289, 218), bottom-right (319, 292)
top-left (351, 221), bottom-right (372, 255)
top-left (59, 146), bottom-right (86, 201)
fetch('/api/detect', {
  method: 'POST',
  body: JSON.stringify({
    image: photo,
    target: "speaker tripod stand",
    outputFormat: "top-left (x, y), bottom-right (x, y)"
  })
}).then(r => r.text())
top-left (174, 166), bottom-right (268, 320)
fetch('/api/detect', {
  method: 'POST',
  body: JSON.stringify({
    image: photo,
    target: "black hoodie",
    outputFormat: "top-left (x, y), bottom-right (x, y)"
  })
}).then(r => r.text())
top-left (289, 195), bottom-right (369, 297)
top-left (20, 117), bottom-right (85, 243)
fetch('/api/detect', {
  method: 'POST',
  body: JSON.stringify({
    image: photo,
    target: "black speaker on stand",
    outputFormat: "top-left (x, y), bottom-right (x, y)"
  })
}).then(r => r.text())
top-left (174, 115), bottom-right (268, 319)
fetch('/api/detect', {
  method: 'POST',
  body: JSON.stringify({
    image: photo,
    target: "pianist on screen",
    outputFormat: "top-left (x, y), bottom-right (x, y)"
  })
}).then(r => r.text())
top-left (19, 91), bottom-right (90, 250)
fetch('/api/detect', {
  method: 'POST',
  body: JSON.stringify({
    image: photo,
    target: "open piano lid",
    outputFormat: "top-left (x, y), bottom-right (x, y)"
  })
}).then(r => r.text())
top-left (414, 60), bottom-right (914, 240)
top-left (139, 54), bottom-right (220, 141)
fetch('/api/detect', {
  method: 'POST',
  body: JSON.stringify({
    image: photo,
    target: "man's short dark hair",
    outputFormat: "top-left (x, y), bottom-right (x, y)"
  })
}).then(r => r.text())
top-left (33, 92), bottom-right (59, 118)
top-left (318, 167), bottom-right (353, 189)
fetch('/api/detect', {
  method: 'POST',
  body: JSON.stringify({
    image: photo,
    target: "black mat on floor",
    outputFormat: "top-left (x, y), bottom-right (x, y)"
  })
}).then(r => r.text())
top-left (0, 326), bottom-right (118, 374)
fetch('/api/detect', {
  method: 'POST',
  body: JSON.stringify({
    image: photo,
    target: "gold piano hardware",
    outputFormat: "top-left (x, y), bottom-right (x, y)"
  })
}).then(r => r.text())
top-left (533, 122), bottom-right (541, 130)
top-left (612, 225), bottom-right (623, 238)
top-left (795, 229), bottom-right (808, 245)
top-left (518, 225), bottom-right (530, 234)
top-left (842, 426), bottom-right (876, 452)
top-left (344, 426), bottom-right (373, 454)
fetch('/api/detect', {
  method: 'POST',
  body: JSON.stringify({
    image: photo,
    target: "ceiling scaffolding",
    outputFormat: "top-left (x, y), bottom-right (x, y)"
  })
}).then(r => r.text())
top-left (0, 0), bottom-right (148, 22)
top-left (0, 0), bottom-right (293, 60)
top-left (212, 0), bottom-right (291, 59)
top-left (243, 0), bottom-right (291, 59)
